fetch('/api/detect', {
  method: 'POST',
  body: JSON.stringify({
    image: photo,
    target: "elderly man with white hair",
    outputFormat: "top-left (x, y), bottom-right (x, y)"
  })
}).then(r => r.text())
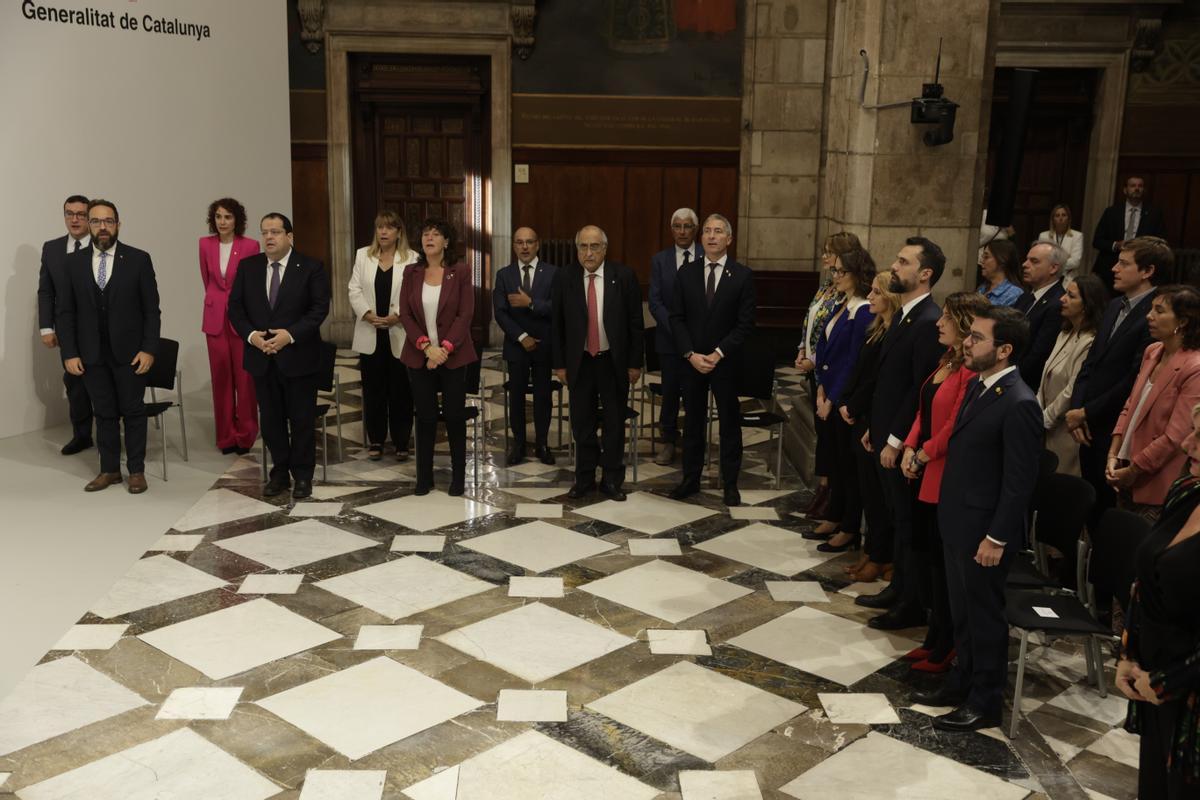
top-left (1015, 240), bottom-right (1068, 392)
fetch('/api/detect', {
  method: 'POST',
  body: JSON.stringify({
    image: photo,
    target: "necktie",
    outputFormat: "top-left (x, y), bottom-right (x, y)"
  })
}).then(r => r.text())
top-left (681, 249), bottom-right (691, 268)
top-left (959, 379), bottom-right (986, 422)
top-left (1110, 298), bottom-right (1131, 341)
top-left (1125, 206), bottom-right (1139, 241)
top-left (522, 264), bottom-right (532, 293)
top-left (1016, 291), bottom-right (1035, 316)
top-left (268, 261), bottom-right (281, 308)
top-left (586, 273), bottom-right (600, 356)
top-left (706, 263), bottom-right (718, 306)
top-left (73, 239), bottom-right (81, 252)
top-left (97, 251), bottom-right (108, 290)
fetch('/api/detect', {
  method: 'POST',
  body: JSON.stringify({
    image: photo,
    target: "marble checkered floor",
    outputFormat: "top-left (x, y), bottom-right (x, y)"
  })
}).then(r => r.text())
top-left (0, 360), bottom-right (1138, 799)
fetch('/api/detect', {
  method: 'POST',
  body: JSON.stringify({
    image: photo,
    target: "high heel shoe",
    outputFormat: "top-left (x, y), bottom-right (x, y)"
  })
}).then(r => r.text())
top-left (911, 649), bottom-right (955, 674)
top-left (903, 646), bottom-right (931, 662)
top-left (817, 533), bottom-right (860, 553)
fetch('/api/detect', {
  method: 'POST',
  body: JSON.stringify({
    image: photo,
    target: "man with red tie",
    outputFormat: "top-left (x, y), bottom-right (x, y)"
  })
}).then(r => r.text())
top-left (552, 225), bottom-right (644, 501)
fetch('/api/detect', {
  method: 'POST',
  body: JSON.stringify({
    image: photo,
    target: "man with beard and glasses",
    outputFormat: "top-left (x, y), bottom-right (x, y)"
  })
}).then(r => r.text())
top-left (1091, 176), bottom-right (1166, 292)
top-left (916, 306), bottom-right (1041, 732)
top-left (857, 237), bottom-right (945, 631)
top-left (57, 199), bottom-right (161, 494)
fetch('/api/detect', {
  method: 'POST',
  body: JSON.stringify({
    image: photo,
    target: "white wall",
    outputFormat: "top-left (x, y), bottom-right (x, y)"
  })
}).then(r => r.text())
top-left (0, 0), bottom-right (292, 439)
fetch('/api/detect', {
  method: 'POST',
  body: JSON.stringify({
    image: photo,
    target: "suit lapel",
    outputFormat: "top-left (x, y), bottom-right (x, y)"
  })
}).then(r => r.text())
top-left (274, 252), bottom-right (302, 306)
top-left (1137, 348), bottom-right (1175, 420)
top-left (954, 370), bottom-right (1016, 433)
top-left (711, 260), bottom-right (737, 308)
top-left (437, 266), bottom-right (455, 317)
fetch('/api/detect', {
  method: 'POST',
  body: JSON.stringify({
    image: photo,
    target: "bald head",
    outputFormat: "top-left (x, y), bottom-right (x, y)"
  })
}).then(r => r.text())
top-left (575, 225), bottom-right (608, 272)
top-left (1022, 242), bottom-right (1063, 290)
top-left (513, 226), bottom-right (539, 264)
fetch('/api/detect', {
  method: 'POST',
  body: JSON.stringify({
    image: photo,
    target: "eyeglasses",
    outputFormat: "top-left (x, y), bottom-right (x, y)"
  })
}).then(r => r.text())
top-left (89, 218), bottom-right (117, 227)
top-left (671, 223), bottom-right (696, 231)
top-left (577, 243), bottom-right (606, 253)
top-left (64, 211), bottom-right (87, 220)
top-left (261, 228), bottom-right (286, 236)
top-left (965, 331), bottom-right (1001, 345)
top-left (830, 267), bottom-right (848, 276)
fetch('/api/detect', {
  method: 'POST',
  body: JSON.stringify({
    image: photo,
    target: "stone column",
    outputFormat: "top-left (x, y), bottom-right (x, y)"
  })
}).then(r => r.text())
top-left (821, 0), bottom-right (999, 293)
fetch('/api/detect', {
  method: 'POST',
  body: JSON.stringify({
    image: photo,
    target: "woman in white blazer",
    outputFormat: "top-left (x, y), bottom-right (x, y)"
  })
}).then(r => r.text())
top-left (1038, 274), bottom-right (1108, 475)
top-left (348, 210), bottom-right (419, 460)
top-left (1037, 204), bottom-right (1084, 278)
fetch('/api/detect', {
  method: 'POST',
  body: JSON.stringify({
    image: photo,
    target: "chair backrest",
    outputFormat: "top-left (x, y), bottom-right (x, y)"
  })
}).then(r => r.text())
top-left (736, 343), bottom-right (777, 402)
top-left (1038, 448), bottom-right (1059, 480)
top-left (464, 359), bottom-right (482, 395)
top-left (1089, 507), bottom-right (1152, 603)
top-left (317, 340), bottom-right (337, 392)
top-left (1030, 472), bottom-right (1095, 554)
top-left (145, 338), bottom-right (179, 390)
top-left (643, 328), bottom-right (661, 373)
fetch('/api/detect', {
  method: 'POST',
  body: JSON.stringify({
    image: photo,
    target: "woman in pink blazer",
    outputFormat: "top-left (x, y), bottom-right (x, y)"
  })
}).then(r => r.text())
top-left (1107, 285), bottom-right (1200, 516)
top-left (199, 198), bottom-right (261, 454)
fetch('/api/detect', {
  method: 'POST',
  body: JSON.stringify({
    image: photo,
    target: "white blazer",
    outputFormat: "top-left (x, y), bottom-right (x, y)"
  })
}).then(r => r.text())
top-left (1037, 229), bottom-right (1083, 278)
top-left (348, 245), bottom-right (419, 355)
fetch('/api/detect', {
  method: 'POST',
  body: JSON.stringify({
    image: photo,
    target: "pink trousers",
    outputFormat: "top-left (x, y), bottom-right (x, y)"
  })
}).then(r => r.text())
top-left (206, 325), bottom-right (258, 449)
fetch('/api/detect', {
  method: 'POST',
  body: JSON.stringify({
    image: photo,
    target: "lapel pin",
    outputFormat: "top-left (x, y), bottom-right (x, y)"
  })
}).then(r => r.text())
top-left (995, 386), bottom-right (1004, 396)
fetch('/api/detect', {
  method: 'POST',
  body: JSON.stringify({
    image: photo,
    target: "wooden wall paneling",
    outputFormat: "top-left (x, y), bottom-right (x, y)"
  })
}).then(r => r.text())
top-left (292, 144), bottom-right (331, 274)
top-left (662, 167), bottom-right (700, 245)
top-left (699, 166), bottom-right (740, 257)
top-left (624, 166), bottom-right (664, 280)
top-left (1187, 174), bottom-right (1200, 253)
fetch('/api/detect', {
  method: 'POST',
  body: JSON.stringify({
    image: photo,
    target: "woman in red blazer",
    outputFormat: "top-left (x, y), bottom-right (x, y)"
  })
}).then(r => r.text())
top-left (398, 218), bottom-right (479, 496)
top-left (901, 292), bottom-right (990, 673)
top-left (199, 197), bottom-right (261, 454)
top-left (1107, 285), bottom-right (1200, 516)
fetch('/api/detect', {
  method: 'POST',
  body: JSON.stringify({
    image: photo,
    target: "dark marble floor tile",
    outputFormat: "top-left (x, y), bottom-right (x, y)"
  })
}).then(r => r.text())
top-left (427, 549), bottom-right (522, 584)
top-left (570, 519), bottom-right (623, 537)
top-left (1066, 750), bottom-right (1138, 800)
top-left (875, 708), bottom-right (1030, 781)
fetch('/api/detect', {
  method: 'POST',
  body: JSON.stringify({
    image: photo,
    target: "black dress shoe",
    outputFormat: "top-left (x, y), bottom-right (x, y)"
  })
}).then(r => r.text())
top-left (855, 584), bottom-right (899, 609)
top-left (817, 534), bottom-right (861, 553)
top-left (723, 487), bottom-right (741, 507)
top-left (600, 483), bottom-right (627, 501)
top-left (536, 445), bottom-right (556, 466)
top-left (506, 447), bottom-right (526, 467)
top-left (414, 482), bottom-right (433, 497)
top-left (912, 686), bottom-right (967, 707)
top-left (221, 446), bottom-right (238, 455)
top-left (567, 482), bottom-right (595, 499)
top-left (292, 479), bottom-right (312, 499)
top-left (234, 446), bottom-right (250, 455)
top-left (447, 479), bottom-right (465, 497)
top-left (867, 605), bottom-right (927, 630)
top-left (932, 704), bottom-right (1001, 732)
top-left (669, 482), bottom-right (700, 500)
top-left (61, 436), bottom-right (93, 455)
top-left (263, 477), bottom-right (290, 497)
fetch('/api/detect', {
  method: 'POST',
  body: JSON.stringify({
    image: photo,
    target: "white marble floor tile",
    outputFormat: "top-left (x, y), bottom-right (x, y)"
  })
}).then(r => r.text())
top-left (316, 556), bottom-right (493, 620)
top-left (1042, 735), bottom-right (1084, 764)
top-left (1086, 727), bottom-right (1140, 769)
top-left (817, 692), bottom-right (900, 724)
top-left (402, 729), bottom-right (659, 800)
top-left (256, 656), bottom-right (482, 760)
top-left (0, 772), bottom-right (9, 790)
top-left (502, 487), bottom-right (568, 502)
top-left (506, 460), bottom-right (561, 476)
top-left (647, 629), bottom-right (711, 655)
top-left (50, 624), bottom-right (128, 651)
top-left (907, 702), bottom-right (956, 717)
top-left (515, 502), bottom-right (563, 518)
top-left (300, 769), bottom-right (386, 799)
top-left (308, 485), bottom-right (373, 500)
top-left (238, 573), bottom-right (304, 594)
top-left (508, 576), bottom-right (564, 598)
top-left (147, 534), bottom-right (205, 552)
top-left (436, 602), bottom-right (634, 683)
top-left (89, 554), bottom-right (228, 619)
top-left (728, 606), bottom-right (914, 686)
top-left (576, 492), bottom-right (716, 535)
top-left (517, 475), bottom-right (553, 484)
top-left (138, 598), bottom-right (341, 680)
top-left (629, 461), bottom-right (680, 482)
top-left (678, 769), bottom-right (763, 800)
top-left (15, 728), bottom-right (280, 800)
top-left (290, 502), bottom-right (346, 518)
top-left (170, 487), bottom-right (278, 532)
top-left (728, 506), bottom-right (780, 521)
top-left (778, 732), bottom-right (1028, 800)
top-left (628, 538), bottom-right (683, 556)
top-left (461, 521), bottom-right (617, 573)
top-left (496, 689), bottom-right (568, 722)
top-left (837, 580), bottom-right (888, 598)
top-left (704, 489), bottom-right (794, 505)
top-left (216, 519), bottom-right (379, 571)
top-left (1027, 646), bottom-right (1091, 684)
top-left (693, 524), bottom-right (836, 576)
top-left (389, 535), bottom-right (447, 553)
top-left (1084, 789), bottom-right (1119, 800)
top-left (580, 560), bottom-right (752, 624)
top-left (357, 491), bottom-right (502, 532)
top-left (156, 686), bottom-right (243, 720)
top-left (1046, 683), bottom-right (1129, 727)
top-left (765, 581), bottom-right (828, 603)
top-left (587, 661), bottom-right (805, 762)
top-left (0, 656), bottom-right (148, 757)
top-left (354, 624), bottom-right (423, 650)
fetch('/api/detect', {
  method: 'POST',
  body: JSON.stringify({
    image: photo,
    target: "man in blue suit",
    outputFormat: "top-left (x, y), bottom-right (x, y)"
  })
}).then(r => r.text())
top-left (494, 227), bottom-right (558, 466)
top-left (648, 208), bottom-right (702, 466)
top-left (917, 306), bottom-right (1042, 732)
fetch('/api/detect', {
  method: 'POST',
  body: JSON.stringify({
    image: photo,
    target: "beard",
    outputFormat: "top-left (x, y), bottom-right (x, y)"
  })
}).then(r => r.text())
top-left (967, 349), bottom-right (997, 373)
top-left (94, 232), bottom-right (118, 252)
top-left (888, 272), bottom-right (913, 294)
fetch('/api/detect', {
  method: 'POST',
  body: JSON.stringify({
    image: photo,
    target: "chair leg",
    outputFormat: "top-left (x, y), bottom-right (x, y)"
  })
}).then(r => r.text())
top-left (321, 417), bottom-right (328, 483)
top-left (161, 415), bottom-right (168, 481)
top-left (1090, 636), bottom-right (1108, 697)
top-left (474, 414), bottom-right (480, 485)
top-left (1008, 629), bottom-right (1031, 739)
top-left (261, 439), bottom-right (268, 483)
top-left (775, 423), bottom-right (784, 490)
top-left (177, 373), bottom-right (189, 461)
top-left (502, 383), bottom-right (509, 456)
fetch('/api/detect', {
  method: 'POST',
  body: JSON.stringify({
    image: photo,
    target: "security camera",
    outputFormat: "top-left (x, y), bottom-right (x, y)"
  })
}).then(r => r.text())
top-left (910, 40), bottom-right (958, 147)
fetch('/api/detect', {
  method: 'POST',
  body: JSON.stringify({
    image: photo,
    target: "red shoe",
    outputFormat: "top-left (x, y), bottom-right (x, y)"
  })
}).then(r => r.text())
top-left (903, 647), bottom-right (931, 662)
top-left (911, 650), bottom-right (955, 673)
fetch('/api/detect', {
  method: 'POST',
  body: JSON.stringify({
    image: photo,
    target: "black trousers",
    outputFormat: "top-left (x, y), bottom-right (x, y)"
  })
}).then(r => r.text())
top-left (943, 534), bottom-right (1013, 715)
top-left (83, 358), bottom-right (147, 474)
top-left (255, 362), bottom-right (318, 482)
top-left (829, 412), bottom-right (862, 534)
top-left (1138, 699), bottom-right (1200, 799)
top-left (914, 499), bottom-right (953, 658)
top-left (853, 420), bottom-right (892, 562)
top-left (409, 365), bottom-right (467, 485)
top-left (64, 369), bottom-right (93, 439)
top-left (877, 461), bottom-right (918, 605)
top-left (681, 361), bottom-right (742, 487)
top-left (657, 351), bottom-right (685, 442)
top-left (507, 352), bottom-right (552, 449)
top-left (360, 344), bottom-right (412, 451)
top-left (571, 353), bottom-right (628, 486)
top-left (1081, 436), bottom-right (1116, 528)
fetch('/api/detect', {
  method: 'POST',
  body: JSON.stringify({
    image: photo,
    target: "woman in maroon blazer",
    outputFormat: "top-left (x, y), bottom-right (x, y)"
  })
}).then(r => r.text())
top-left (199, 197), bottom-right (260, 454)
top-left (398, 218), bottom-right (479, 496)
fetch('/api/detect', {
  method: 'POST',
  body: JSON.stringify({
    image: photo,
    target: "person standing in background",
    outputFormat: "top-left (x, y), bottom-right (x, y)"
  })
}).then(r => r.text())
top-left (1037, 203), bottom-right (1083, 278)
top-left (1091, 176), bottom-right (1167, 292)
top-left (976, 239), bottom-right (1024, 308)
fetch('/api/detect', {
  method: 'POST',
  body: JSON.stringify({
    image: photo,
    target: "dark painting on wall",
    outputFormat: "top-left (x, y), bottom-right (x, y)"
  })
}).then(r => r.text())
top-left (513, 0), bottom-right (744, 96)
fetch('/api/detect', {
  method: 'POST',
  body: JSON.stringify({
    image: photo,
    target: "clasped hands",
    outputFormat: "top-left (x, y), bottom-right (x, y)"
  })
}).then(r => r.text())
top-left (424, 345), bottom-right (449, 370)
top-left (689, 351), bottom-right (721, 374)
top-left (250, 329), bottom-right (293, 355)
top-left (363, 311), bottom-right (400, 329)
top-left (63, 350), bottom-right (154, 376)
top-left (1116, 658), bottom-right (1163, 705)
top-left (1065, 408), bottom-right (1092, 445)
top-left (1105, 455), bottom-right (1140, 490)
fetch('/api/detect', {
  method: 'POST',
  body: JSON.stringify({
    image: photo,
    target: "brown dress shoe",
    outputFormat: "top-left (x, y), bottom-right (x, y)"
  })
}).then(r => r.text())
top-left (85, 472), bottom-right (123, 492)
top-left (127, 473), bottom-right (148, 494)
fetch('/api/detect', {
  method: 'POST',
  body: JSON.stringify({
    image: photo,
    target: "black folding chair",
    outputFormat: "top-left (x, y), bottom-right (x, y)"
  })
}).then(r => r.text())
top-left (1089, 508), bottom-right (1152, 615)
top-left (499, 356), bottom-right (564, 454)
top-left (1008, 469), bottom-right (1092, 591)
top-left (261, 341), bottom-right (341, 483)
top-left (640, 328), bottom-right (665, 456)
top-left (143, 337), bottom-right (187, 480)
top-left (568, 383), bottom-right (641, 484)
top-left (449, 359), bottom-right (486, 485)
top-left (704, 345), bottom-right (786, 488)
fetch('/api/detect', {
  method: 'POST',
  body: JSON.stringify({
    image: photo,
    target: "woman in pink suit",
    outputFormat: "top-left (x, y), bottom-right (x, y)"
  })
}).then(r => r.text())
top-left (200, 197), bottom-right (260, 454)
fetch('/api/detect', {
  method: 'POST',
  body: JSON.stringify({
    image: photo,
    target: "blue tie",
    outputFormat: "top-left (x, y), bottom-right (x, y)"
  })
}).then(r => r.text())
top-left (97, 251), bottom-right (108, 290)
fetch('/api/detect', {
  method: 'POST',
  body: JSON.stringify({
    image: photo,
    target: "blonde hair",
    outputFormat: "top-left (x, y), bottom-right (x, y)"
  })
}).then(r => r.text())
top-left (367, 210), bottom-right (410, 259)
top-left (865, 272), bottom-right (901, 343)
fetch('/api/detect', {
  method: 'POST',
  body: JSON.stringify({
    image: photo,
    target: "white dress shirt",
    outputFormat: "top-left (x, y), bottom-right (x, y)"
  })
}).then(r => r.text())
top-left (975, 364), bottom-right (1019, 546)
top-left (885, 292), bottom-right (932, 450)
top-left (422, 282), bottom-right (441, 344)
top-left (246, 249), bottom-right (294, 344)
top-left (676, 245), bottom-right (697, 269)
top-left (92, 242), bottom-right (117, 286)
top-left (516, 255), bottom-right (540, 342)
top-left (583, 263), bottom-right (609, 352)
top-left (1124, 202), bottom-right (1142, 242)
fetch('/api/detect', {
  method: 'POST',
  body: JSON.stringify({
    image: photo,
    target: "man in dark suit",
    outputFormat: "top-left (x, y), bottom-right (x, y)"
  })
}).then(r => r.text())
top-left (1015, 241), bottom-right (1067, 392)
top-left (552, 225), bottom-right (643, 501)
top-left (37, 194), bottom-right (94, 455)
top-left (918, 306), bottom-right (1042, 732)
top-left (57, 199), bottom-right (160, 494)
top-left (228, 213), bottom-right (330, 499)
top-left (667, 214), bottom-right (756, 507)
top-left (1068, 236), bottom-right (1170, 522)
top-left (493, 226), bottom-right (557, 467)
top-left (648, 208), bottom-right (702, 466)
top-left (858, 237), bottom-right (945, 629)
top-left (1091, 176), bottom-right (1167, 291)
